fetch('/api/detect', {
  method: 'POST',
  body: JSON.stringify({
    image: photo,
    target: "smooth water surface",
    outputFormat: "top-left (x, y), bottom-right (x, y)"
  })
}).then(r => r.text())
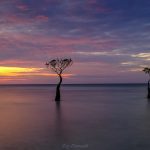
top-left (0, 84), bottom-right (150, 150)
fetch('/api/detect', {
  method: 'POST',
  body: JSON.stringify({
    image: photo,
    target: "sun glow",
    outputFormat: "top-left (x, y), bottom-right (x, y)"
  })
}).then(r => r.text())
top-left (0, 66), bottom-right (73, 77)
top-left (0, 66), bottom-right (42, 76)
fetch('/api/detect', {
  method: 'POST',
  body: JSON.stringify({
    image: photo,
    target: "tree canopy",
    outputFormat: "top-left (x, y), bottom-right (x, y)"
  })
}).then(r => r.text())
top-left (143, 67), bottom-right (150, 76)
top-left (46, 58), bottom-right (73, 75)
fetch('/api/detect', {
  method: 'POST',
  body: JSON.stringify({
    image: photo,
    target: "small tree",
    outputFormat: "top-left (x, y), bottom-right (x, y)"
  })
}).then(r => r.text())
top-left (46, 58), bottom-right (73, 101)
top-left (143, 67), bottom-right (150, 99)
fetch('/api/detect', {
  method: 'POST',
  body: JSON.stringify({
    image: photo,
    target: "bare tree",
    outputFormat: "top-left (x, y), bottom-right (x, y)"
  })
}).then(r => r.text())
top-left (143, 67), bottom-right (150, 99)
top-left (46, 58), bottom-right (73, 101)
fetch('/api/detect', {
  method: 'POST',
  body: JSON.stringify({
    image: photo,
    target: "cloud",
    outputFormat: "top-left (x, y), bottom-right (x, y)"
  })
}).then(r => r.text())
top-left (131, 53), bottom-right (150, 61)
top-left (35, 15), bottom-right (49, 22)
top-left (74, 50), bottom-right (125, 56)
top-left (121, 62), bottom-right (137, 66)
top-left (16, 4), bottom-right (29, 11)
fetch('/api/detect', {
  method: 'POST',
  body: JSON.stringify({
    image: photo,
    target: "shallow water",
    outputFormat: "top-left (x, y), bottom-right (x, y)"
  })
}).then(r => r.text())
top-left (0, 84), bottom-right (150, 150)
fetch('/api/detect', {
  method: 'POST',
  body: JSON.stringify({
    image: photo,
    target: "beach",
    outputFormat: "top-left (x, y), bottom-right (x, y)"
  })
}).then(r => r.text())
top-left (0, 84), bottom-right (150, 150)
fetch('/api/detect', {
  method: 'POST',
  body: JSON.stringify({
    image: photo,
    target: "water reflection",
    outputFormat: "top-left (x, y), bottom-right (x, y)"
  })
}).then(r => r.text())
top-left (1, 85), bottom-right (150, 150)
top-left (55, 101), bottom-right (63, 138)
top-left (53, 101), bottom-right (69, 149)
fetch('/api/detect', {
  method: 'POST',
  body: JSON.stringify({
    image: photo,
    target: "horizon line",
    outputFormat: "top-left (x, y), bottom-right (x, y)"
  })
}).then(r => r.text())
top-left (0, 83), bottom-right (146, 86)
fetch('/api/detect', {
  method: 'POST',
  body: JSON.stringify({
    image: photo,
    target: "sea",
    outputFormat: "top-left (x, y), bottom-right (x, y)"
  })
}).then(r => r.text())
top-left (0, 84), bottom-right (150, 150)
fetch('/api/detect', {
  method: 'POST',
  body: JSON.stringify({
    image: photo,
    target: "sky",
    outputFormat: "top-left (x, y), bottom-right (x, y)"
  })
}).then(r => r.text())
top-left (0, 0), bottom-right (150, 84)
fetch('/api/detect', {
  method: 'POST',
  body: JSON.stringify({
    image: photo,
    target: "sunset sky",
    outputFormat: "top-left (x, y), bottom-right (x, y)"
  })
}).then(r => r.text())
top-left (0, 0), bottom-right (150, 84)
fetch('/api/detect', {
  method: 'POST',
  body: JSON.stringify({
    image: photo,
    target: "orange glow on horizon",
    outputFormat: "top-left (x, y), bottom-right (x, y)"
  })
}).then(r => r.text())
top-left (0, 66), bottom-right (74, 77)
top-left (0, 66), bottom-right (42, 76)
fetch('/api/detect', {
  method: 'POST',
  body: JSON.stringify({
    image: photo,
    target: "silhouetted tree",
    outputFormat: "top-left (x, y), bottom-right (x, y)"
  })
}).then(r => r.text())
top-left (143, 67), bottom-right (150, 99)
top-left (46, 58), bottom-right (73, 101)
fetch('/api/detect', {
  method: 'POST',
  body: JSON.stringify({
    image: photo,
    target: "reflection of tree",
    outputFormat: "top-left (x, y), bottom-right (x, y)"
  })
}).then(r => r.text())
top-left (54, 102), bottom-right (68, 148)
top-left (46, 58), bottom-right (73, 101)
top-left (143, 67), bottom-right (150, 99)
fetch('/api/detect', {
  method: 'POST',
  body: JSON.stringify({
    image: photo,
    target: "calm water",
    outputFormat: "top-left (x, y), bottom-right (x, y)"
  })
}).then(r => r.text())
top-left (0, 84), bottom-right (150, 150)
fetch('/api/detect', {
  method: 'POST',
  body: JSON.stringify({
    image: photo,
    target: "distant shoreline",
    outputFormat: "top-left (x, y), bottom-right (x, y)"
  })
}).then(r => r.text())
top-left (0, 83), bottom-right (146, 87)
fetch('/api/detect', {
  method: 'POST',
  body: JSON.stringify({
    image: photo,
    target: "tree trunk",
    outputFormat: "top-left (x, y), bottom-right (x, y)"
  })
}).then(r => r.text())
top-left (55, 74), bottom-right (62, 101)
top-left (148, 80), bottom-right (150, 99)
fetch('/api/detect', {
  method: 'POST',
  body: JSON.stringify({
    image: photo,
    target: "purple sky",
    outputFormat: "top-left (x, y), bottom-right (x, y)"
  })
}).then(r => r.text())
top-left (0, 0), bottom-right (150, 84)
